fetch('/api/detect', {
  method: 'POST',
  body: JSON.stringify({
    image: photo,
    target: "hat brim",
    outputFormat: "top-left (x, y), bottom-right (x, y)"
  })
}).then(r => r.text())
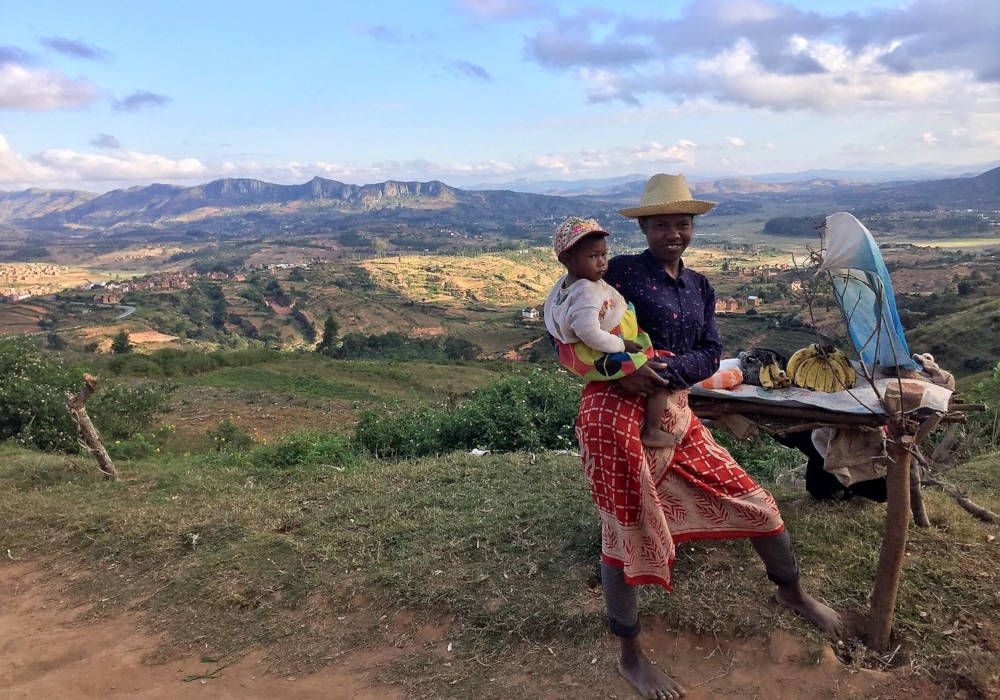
top-left (556, 229), bottom-right (609, 256)
top-left (618, 200), bottom-right (716, 218)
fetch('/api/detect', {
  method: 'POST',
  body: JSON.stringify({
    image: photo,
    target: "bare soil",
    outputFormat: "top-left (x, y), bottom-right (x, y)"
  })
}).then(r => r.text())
top-left (2, 560), bottom-right (938, 699)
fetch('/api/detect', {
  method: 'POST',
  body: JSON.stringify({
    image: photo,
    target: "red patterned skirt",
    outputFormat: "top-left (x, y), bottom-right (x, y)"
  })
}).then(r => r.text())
top-left (577, 381), bottom-right (784, 590)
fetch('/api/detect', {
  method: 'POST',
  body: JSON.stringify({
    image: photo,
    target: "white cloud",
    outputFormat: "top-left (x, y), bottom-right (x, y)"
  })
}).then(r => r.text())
top-left (0, 134), bottom-right (57, 182)
top-left (687, 37), bottom-right (969, 111)
top-left (725, 136), bottom-right (746, 147)
top-left (526, 0), bottom-right (1000, 118)
top-left (454, 0), bottom-right (541, 22)
top-left (0, 135), bottom-right (208, 187)
top-left (921, 131), bottom-right (939, 145)
top-left (0, 135), bottom-right (698, 190)
top-left (0, 62), bottom-right (99, 110)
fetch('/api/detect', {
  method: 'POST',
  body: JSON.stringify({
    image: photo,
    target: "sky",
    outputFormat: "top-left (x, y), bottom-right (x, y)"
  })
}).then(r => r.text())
top-left (1, 0), bottom-right (999, 192)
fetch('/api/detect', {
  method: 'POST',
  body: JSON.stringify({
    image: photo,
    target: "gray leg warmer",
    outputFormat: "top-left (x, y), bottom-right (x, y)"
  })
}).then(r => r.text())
top-left (601, 561), bottom-right (640, 638)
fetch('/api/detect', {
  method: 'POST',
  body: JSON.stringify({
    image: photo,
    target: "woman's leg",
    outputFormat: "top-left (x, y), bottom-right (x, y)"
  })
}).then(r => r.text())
top-left (602, 562), bottom-right (686, 699)
top-left (750, 531), bottom-right (843, 638)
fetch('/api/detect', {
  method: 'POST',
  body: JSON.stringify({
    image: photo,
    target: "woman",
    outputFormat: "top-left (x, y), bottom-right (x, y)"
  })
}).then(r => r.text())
top-left (575, 174), bottom-right (842, 700)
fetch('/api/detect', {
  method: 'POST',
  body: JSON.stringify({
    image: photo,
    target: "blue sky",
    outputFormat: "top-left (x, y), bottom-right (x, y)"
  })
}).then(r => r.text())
top-left (2, 0), bottom-right (998, 191)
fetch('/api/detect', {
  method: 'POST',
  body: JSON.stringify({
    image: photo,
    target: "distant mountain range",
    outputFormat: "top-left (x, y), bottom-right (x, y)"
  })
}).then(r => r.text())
top-left (0, 176), bottom-right (617, 233)
top-left (1, 167), bottom-right (997, 235)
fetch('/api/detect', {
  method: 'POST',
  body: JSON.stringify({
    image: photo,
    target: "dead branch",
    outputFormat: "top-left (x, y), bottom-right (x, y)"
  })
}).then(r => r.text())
top-left (922, 478), bottom-right (999, 524)
top-left (909, 457), bottom-right (931, 528)
top-left (929, 423), bottom-right (962, 467)
top-left (66, 373), bottom-right (118, 481)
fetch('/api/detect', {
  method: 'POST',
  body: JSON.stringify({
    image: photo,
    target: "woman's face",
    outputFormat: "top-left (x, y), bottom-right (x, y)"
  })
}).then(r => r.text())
top-left (561, 234), bottom-right (609, 282)
top-left (640, 214), bottom-right (694, 267)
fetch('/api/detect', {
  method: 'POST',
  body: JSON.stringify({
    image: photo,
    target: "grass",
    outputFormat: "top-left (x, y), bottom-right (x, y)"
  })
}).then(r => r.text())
top-left (188, 356), bottom-right (504, 404)
top-left (1, 438), bottom-right (997, 696)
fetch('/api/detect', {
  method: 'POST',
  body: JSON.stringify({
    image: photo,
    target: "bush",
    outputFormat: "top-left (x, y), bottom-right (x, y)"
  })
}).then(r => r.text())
top-left (711, 430), bottom-right (802, 483)
top-left (206, 419), bottom-right (255, 452)
top-left (0, 337), bottom-right (174, 452)
top-left (249, 431), bottom-right (356, 471)
top-left (355, 404), bottom-right (451, 458)
top-left (88, 381), bottom-right (175, 439)
top-left (446, 371), bottom-right (578, 452)
top-left (355, 369), bottom-right (580, 458)
top-left (0, 338), bottom-right (83, 451)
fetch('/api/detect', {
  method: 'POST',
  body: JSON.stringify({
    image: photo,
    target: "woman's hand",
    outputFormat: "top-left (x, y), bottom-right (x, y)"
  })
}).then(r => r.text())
top-left (622, 340), bottom-right (644, 353)
top-left (614, 362), bottom-right (669, 397)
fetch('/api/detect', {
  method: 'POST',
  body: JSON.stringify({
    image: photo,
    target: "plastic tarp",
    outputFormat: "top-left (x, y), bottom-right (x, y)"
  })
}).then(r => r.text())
top-left (691, 376), bottom-right (952, 416)
top-left (819, 212), bottom-right (918, 372)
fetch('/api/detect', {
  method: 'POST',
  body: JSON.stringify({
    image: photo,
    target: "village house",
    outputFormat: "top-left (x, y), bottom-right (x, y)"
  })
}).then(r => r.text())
top-left (521, 307), bottom-right (540, 321)
top-left (747, 295), bottom-right (762, 307)
top-left (94, 292), bottom-right (124, 304)
top-left (715, 297), bottom-right (742, 313)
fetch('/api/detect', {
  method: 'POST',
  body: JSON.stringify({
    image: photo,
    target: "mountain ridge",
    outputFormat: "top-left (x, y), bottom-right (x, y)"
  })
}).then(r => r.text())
top-left (2, 167), bottom-right (997, 232)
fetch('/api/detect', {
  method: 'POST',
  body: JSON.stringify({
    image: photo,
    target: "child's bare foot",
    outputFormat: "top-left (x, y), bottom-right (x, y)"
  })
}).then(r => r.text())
top-left (775, 583), bottom-right (843, 639)
top-left (641, 427), bottom-right (678, 449)
top-left (619, 641), bottom-right (685, 699)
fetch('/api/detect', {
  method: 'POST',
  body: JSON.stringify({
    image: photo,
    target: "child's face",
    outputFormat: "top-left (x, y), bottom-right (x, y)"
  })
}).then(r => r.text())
top-left (561, 234), bottom-right (609, 282)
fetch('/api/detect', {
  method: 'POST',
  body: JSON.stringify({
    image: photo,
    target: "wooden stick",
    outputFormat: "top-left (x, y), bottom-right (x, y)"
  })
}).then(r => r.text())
top-left (909, 457), bottom-right (931, 528)
top-left (923, 478), bottom-right (999, 524)
top-left (866, 429), bottom-right (912, 652)
top-left (66, 374), bottom-right (118, 481)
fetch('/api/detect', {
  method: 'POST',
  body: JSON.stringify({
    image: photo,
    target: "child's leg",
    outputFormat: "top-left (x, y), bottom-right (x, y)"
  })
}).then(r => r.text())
top-left (640, 390), bottom-right (678, 448)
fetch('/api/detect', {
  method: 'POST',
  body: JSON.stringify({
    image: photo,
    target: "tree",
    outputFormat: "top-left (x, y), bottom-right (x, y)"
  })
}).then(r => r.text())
top-left (371, 237), bottom-right (389, 257)
top-left (443, 336), bottom-right (481, 361)
top-left (46, 332), bottom-right (67, 351)
top-left (315, 315), bottom-right (339, 357)
top-left (111, 329), bottom-right (133, 354)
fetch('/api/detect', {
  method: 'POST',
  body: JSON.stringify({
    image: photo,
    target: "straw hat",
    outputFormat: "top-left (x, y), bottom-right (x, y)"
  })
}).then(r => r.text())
top-left (553, 217), bottom-right (608, 256)
top-left (618, 174), bottom-right (715, 218)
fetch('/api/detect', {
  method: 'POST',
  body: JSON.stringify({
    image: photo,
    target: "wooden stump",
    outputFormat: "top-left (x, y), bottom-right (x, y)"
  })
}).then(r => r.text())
top-left (66, 374), bottom-right (118, 481)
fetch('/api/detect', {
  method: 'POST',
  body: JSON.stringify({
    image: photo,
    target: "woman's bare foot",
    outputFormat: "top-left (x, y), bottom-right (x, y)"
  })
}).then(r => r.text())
top-left (619, 637), bottom-right (685, 699)
top-left (775, 583), bottom-right (843, 639)
top-left (640, 426), bottom-right (678, 449)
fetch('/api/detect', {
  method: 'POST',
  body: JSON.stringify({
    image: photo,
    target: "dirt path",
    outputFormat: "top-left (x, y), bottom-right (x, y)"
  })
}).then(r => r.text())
top-left (1, 561), bottom-right (933, 699)
top-left (0, 562), bottom-right (400, 699)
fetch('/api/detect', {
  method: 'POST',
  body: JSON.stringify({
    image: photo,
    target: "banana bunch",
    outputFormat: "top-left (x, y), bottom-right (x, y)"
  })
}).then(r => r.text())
top-left (759, 362), bottom-right (792, 389)
top-left (787, 344), bottom-right (856, 392)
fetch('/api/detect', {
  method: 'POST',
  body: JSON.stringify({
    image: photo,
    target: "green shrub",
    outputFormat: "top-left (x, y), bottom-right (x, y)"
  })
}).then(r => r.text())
top-left (446, 370), bottom-right (578, 452)
top-left (355, 369), bottom-right (579, 457)
top-left (355, 404), bottom-right (451, 458)
top-left (0, 338), bottom-right (82, 451)
top-left (108, 433), bottom-right (157, 460)
top-left (0, 338), bottom-right (174, 453)
top-left (711, 430), bottom-right (802, 483)
top-left (249, 431), bottom-right (356, 471)
top-left (88, 381), bottom-right (175, 439)
top-left (206, 419), bottom-right (255, 452)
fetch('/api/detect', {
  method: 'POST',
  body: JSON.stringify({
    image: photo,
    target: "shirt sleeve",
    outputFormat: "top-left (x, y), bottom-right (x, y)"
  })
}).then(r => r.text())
top-left (568, 302), bottom-right (626, 354)
top-left (653, 280), bottom-right (723, 388)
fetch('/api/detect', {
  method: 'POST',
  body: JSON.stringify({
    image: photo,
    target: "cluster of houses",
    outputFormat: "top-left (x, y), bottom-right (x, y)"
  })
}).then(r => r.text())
top-left (87, 271), bottom-right (200, 304)
top-left (715, 295), bottom-right (763, 313)
top-left (520, 293), bottom-right (764, 323)
top-left (729, 264), bottom-right (791, 280)
top-left (0, 263), bottom-right (73, 302)
top-left (0, 288), bottom-right (35, 302)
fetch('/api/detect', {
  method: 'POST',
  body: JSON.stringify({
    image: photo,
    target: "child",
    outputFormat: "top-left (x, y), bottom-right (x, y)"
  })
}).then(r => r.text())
top-left (544, 217), bottom-right (677, 448)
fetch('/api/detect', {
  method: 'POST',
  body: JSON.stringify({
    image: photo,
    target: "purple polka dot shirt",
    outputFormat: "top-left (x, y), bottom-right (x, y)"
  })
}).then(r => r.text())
top-left (604, 249), bottom-right (723, 389)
